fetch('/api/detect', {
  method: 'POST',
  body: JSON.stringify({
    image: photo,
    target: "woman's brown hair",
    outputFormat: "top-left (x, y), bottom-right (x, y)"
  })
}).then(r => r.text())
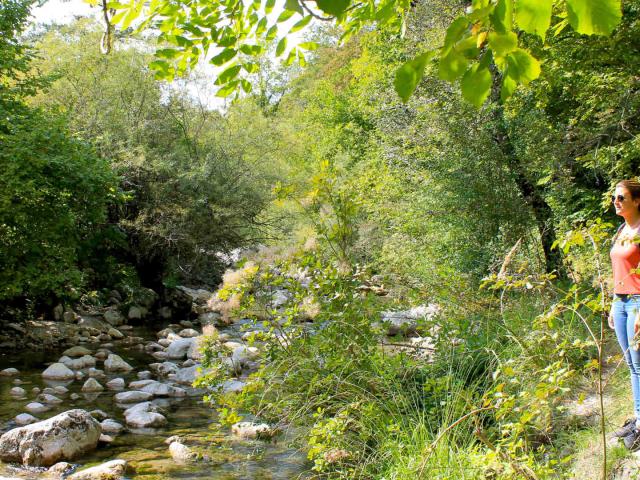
top-left (616, 179), bottom-right (640, 210)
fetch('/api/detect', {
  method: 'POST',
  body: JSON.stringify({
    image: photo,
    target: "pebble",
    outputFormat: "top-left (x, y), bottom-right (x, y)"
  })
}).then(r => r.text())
top-left (90, 410), bottom-right (109, 421)
top-left (0, 368), bottom-right (19, 376)
top-left (138, 371), bottom-right (152, 380)
top-left (31, 387), bottom-right (41, 395)
top-left (15, 413), bottom-right (38, 425)
top-left (81, 378), bottom-right (104, 392)
top-left (54, 386), bottom-right (69, 395)
top-left (115, 391), bottom-right (153, 403)
top-left (106, 378), bottom-right (125, 390)
top-left (25, 402), bottom-right (50, 414)
top-left (100, 419), bottom-right (124, 434)
top-left (9, 387), bottom-right (26, 397)
top-left (38, 393), bottom-right (64, 404)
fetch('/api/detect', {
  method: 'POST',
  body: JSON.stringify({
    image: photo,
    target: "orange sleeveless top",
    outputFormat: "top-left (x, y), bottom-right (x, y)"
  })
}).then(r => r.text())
top-left (611, 228), bottom-right (640, 294)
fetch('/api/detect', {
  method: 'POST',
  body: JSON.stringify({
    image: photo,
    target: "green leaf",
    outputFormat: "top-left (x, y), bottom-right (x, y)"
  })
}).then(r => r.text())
top-left (490, 0), bottom-right (513, 34)
top-left (216, 81), bottom-right (239, 98)
top-left (461, 63), bottom-right (492, 107)
top-left (243, 62), bottom-right (259, 74)
top-left (215, 65), bottom-right (241, 85)
top-left (298, 42), bottom-right (319, 51)
top-left (256, 17), bottom-right (268, 35)
top-left (240, 79), bottom-right (253, 93)
top-left (488, 31), bottom-right (518, 57)
top-left (285, 0), bottom-right (303, 14)
top-left (156, 48), bottom-right (180, 59)
top-left (566, 0), bottom-right (621, 36)
top-left (515, 0), bottom-right (553, 40)
top-left (394, 51), bottom-right (435, 102)
top-left (284, 48), bottom-right (297, 66)
top-left (443, 17), bottom-right (469, 50)
top-left (438, 50), bottom-right (468, 82)
top-left (265, 0), bottom-right (276, 14)
top-left (266, 25), bottom-right (278, 41)
top-left (505, 48), bottom-right (540, 84)
top-left (210, 48), bottom-right (237, 66)
top-left (239, 44), bottom-right (263, 56)
top-left (290, 15), bottom-right (312, 33)
top-left (277, 9), bottom-right (295, 23)
top-left (276, 37), bottom-right (287, 57)
top-left (315, 0), bottom-right (350, 17)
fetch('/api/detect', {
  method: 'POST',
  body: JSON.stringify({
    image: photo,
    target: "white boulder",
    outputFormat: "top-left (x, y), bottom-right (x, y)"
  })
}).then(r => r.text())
top-left (0, 409), bottom-right (101, 466)
top-left (42, 363), bottom-right (75, 381)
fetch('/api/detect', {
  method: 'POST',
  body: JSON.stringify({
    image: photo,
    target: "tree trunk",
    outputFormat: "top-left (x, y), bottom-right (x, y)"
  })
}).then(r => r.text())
top-left (491, 105), bottom-right (565, 276)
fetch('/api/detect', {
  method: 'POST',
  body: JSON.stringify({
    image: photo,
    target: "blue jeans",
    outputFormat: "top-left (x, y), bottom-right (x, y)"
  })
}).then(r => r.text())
top-left (612, 294), bottom-right (640, 419)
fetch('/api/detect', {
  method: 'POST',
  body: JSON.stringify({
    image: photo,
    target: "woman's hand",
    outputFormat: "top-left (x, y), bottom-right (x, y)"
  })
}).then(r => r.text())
top-left (609, 311), bottom-right (615, 330)
top-left (635, 310), bottom-right (640, 335)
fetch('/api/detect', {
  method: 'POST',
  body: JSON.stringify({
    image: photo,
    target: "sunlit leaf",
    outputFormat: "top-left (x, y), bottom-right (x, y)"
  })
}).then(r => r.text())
top-left (239, 44), bottom-right (263, 56)
top-left (461, 63), bottom-right (492, 107)
top-left (443, 17), bottom-right (469, 50)
top-left (490, 0), bottom-right (513, 34)
top-left (394, 51), bottom-right (435, 102)
top-left (215, 64), bottom-right (241, 85)
top-left (240, 79), bottom-right (253, 93)
top-left (290, 15), bottom-right (312, 33)
top-left (505, 48), bottom-right (540, 84)
top-left (515, 0), bottom-right (553, 40)
top-left (500, 73), bottom-right (518, 101)
top-left (276, 37), bottom-right (287, 57)
top-left (566, 0), bottom-right (622, 35)
top-left (316, 0), bottom-right (350, 17)
top-left (488, 31), bottom-right (518, 57)
top-left (210, 48), bottom-right (237, 66)
top-left (298, 42), bottom-right (319, 51)
top-left (438, 50), bottom-right (468, 81)
top-left (285, 0), bottom-right (303, 14)
top-left (216, 81), bottom-right (239, 98)
top-left (277, 9), bottom-right (295, 23)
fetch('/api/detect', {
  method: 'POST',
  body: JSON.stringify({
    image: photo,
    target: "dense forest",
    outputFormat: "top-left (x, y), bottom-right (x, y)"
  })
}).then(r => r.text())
top-left (2, 0), bottom-right (640, 478)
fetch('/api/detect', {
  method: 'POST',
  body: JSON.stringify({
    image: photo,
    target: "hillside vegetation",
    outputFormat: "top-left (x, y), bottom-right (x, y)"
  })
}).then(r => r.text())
top-left (2, 0), bottom-right (640, 478)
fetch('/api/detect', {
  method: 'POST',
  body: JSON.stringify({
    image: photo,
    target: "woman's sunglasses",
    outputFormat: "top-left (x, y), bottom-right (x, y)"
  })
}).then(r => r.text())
top-left (612, 194), bottom-right (627, 203)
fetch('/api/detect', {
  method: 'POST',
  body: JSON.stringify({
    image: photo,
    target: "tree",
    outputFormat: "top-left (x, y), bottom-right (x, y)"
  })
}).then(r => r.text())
top-left (94, 0), bottom-right (622, 105)
top-left (31, 20), bottom-right (280, 286)
top-left (0, 1), bottom-right (117, 306)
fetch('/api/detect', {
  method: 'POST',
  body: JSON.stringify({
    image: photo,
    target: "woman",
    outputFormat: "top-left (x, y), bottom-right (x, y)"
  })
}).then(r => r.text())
top-left (610, 179), bottom-right (640, 449)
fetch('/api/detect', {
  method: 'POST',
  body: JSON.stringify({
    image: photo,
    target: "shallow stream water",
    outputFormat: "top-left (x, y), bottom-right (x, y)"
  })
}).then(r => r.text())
top-left (0, 325), bottom-right (308, 479)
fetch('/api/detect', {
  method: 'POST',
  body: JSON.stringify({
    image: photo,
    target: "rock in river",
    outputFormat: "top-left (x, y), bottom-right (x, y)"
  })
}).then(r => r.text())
top-left (115, 391), bottom-right (153, 403)
top-left (106, 378), bottom-right (125, 390)
top-left (42, 363), bottom-right (75, 381)
top-left (104, 354), bottom-right (133, 373)
top-left (25, 402), bottom-right (49, 414)
top-left (0, 409), bottom-right (101, 466)
top-left (62, 346), bottom-right (91, 358)
top-left (0, 368), bottom-right (19, 376)
top-left (169, 441), bottom-right (198, 463)
top-left (9, 387), bottom-right (26, 397)
top-left (14, 414), bottom-right (38, 426)
top-left (124, 402), bottom-right (167, 428)
top-left (67, 459), bottom-right (128, 480)
top-left (166, 337), bottom-right (196, 359)
top-left (81, 378), bottom-right (104, 393)
top-left (231, 421), bottom-right (275, 440)
top-left (100, 419), bottom-right (124, 434)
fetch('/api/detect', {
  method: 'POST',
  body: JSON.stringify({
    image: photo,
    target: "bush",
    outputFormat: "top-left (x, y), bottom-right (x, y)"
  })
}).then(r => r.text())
top-left (0, 109), bottom-right (117, 304)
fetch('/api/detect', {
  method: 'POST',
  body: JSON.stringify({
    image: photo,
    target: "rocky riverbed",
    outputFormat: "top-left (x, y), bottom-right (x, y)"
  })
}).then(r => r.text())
top-left (0, 319), bottom-right (308, 480)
